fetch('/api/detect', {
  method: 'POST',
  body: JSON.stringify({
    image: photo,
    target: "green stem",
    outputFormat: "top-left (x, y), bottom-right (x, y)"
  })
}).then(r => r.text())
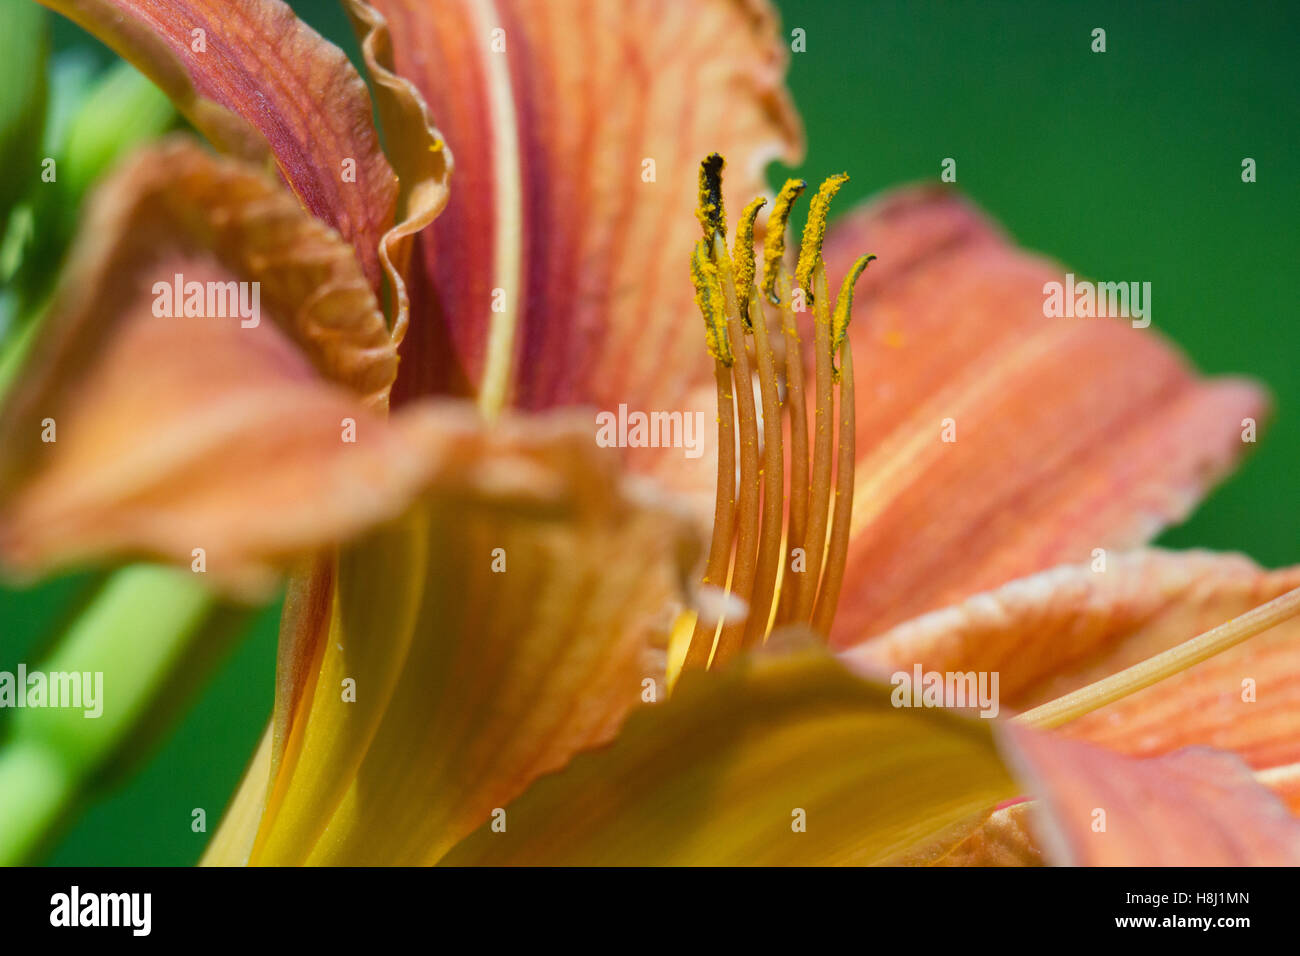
top-left (0, 739), bottom-right (70, 864)
top-left (0, 565), bottom-right (241, 864)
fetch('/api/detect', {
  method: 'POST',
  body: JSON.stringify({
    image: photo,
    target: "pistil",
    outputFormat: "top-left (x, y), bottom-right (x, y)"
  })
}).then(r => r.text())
top-left (1015, 582), bottom-right (1300, 729)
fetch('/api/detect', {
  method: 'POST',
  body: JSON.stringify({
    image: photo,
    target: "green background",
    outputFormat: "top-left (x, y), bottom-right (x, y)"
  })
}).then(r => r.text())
top-left (3, 0), bottom-right (1296, 863)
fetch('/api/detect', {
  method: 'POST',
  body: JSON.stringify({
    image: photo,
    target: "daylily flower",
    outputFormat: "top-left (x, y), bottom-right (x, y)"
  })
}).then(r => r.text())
top-left (3, 0), bottom-right (1299, 866)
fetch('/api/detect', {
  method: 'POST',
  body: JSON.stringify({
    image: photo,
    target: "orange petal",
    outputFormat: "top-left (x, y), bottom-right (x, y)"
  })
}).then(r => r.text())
top-left (237, 417), bottom-right (694, 864)
top-left (821, 188), bottom-right (1268, 644)
top-left (0, 140), bottom-right (450, 598)
top-left (375, 0), bottom-right (803, 417)
top-left (40, 0), bottom-right (399, 298)
top-left (1000, 725), bottom-right (1300, 865)
top-left (843, 549), bottom-right (1300, 771)
top-left (342, 0), bottom-right (451, 346)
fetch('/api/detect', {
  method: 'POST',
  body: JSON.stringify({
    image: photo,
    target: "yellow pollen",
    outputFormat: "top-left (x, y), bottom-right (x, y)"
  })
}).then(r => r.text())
top-left (831, 254), bottom-right (876, 379)
top-left (761, 178), bottom-right (806, 303)
top-left (733, 196), bottom-right (767, 329)
top-left (795, 172), bottom-right (849, 299)
top-left (696, 152), bottom-right (726, 240)
top-left (690, 239), bottom-right (732, 365)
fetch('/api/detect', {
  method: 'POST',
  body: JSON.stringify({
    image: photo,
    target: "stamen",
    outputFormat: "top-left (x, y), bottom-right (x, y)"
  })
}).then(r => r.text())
top-left (1256, 761), bottom-right (1300, 791)
top-left (830, 254), bottom-right (876, 380)
top-left (683, 156), bottom-right (871, 667)
top-left (742, 278), bottom-right (784, 649)
top-left (1015, 582), bottom-right (1300, 729)
top-left (793, 262), bottom-right (835, 625)
top-left (681, 247), bottom-right (738, 674)
top-left (795, 172), bottom-right (849, 302)
top-left (772, 263), bottom-right (809, 627)
top-left (733, 197), bottom-right (767, 329)
top-left (696, 153), bottom-right (726, 240)
top-left (761, 178), bottom-right (806, 304)
top-left (709, 231), bottom-right (761, 667)
top-left (811, 257), bottom-right (872, 634)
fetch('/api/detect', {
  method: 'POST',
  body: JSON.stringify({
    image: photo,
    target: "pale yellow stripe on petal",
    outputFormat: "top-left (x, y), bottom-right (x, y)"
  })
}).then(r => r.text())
top-left (473, 0), bottom-right (524, 420)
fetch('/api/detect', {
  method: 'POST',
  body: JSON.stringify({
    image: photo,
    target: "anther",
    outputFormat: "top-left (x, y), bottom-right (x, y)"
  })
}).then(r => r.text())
top-left (795, 173), bottom-right (849, 301)
top-left (733, 197), bottom-right (767, 329)
top-left (696, 153), bottom-right (727, 240)
top-left (831, 254), bottom-right (876, 379)
top-left (690, 240), bottom-right (732, 366)
top-left (761, 178), bottom-right (806, 304)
